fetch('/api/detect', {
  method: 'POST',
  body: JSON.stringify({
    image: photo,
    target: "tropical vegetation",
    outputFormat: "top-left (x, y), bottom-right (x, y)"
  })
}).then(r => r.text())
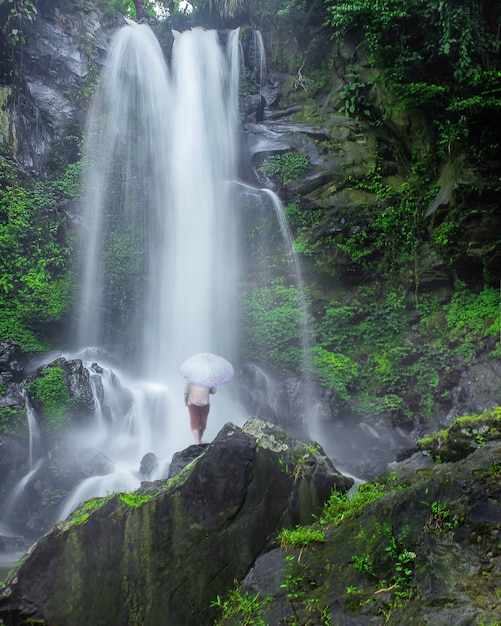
top-left (0, 0), bottom-right (499, 424)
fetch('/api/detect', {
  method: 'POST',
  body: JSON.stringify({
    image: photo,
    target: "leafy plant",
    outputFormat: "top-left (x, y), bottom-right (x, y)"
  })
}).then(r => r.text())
top-left (421, 500), bottom-right (458, 536)
top-left (239, 281), bottom-right (312, 372)
top-left (117, 492), bottom-right (153, 507)
top-left (258, 152), bottom-right (311, 185)
top-left (0, 0), bottom-right (37, 45)
top-left (320, 482), bottom-right (393, 526)
top-left (0, 164), bottom-right (75, 352)
top-left (311, 346), bottom-right (359, 400)
top-left (351, 522), bottom-right (416, 596)
top-left (212, 584), bottom-right (269, 625)
top-left (445, 282), bottom-right (499, 361)
top-left (339, 78), bottom-right (371, 119)
top-left (281, 554), bottom-right (306, 601)
top-left (278, 525), bottom-right (325, 549)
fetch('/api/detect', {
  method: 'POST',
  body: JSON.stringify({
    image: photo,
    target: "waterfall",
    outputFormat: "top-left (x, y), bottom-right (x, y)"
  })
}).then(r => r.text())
top-left (77, 19), bottom-right (172, 364)
top-left (76, 22), bottom-right (243, 441)
top-left (24, 391), bottom-right (41, 469)
top-left (0, 22), bottom-right (326, 570)
top-left (78, 21), bottom-right (241, 380)
top-left (251, 29), bottom-right (267, 89)
top-left (45, 23), bottom-right (245, 519)
top-left (158, 26), bottom-right (240, 378)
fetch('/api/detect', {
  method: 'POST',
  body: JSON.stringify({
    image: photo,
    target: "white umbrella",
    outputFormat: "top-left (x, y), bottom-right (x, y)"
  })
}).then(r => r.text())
top-left (180, 353), bottom-right (234, 387)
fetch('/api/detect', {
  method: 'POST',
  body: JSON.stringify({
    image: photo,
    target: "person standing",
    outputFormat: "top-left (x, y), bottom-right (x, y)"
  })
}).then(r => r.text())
top-left (184, 383), bottom-right (217, 444)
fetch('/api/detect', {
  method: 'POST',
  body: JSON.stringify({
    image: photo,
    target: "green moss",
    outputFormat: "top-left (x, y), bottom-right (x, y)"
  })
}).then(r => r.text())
top-left (70, 496), bottom-right (111, 525)
top-left (25, 367), bottom-right (71, 424)
top-left (320, 481), bottom-right (397, 526)
top-left (166, 458), bottom-right (200, 490)
top-left (117, 492), bottom-right (153, 508)
top-left (416, 407), bottom-right (501, 461)
top-left (0, 406), bottom-right (28, 438)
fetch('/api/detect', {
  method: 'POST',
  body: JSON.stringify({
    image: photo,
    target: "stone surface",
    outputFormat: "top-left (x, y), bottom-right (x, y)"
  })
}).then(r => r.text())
top-left (226, 439), bottom-right (501, 626)
top-left (0, 418), bottom-right (353, 626)
top-left (0, 342), bottom-right (27, 384)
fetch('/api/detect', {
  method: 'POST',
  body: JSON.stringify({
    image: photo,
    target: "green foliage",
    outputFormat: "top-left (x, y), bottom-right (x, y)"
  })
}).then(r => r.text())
top-left (77, 59), bottom-right (100, 106)
top-left (314, 277), bottom-right (498, 420)
top-left (346, 155), bottom-right (396, 199)
top-left (311, 346), bottom-right (359, 400)
top-left (0, 0), bottom-right (37, 45)
top-left (258, 152), bottom-right (310, 185)
top-left (392, 81), bottom-right (447, 111)
top-left (117, 492), bottom-right (153, 507)
top-left (281, 554), bottom-right (306, 602)
top-left (239, 281), bottom-right (311, 372)
top-left (0, 406), bottom-right (27, 438)
top-left (334, 157), bottom-right (436, 279)
top-left (351, 522), bottom-right (416, 597)
top-left (325, 0), bottom-right (501, 160)
top-left (285, 202), bottom-right (324, 257)
top-left (278, 525), bottom-right (325, 549)
top-left (51, 161), bottom-right (83, 199)
top-left (445, 282), bottom-right (499, 361)
top-left (239, 66), bottom-right (258, 97)
top-left (212, 584), bottom-right (269, 625)
top-left (421, 500), bottom-right (458, 536)
top-left (338, 78), bottom-right (371, 119)
top-left (100, 0), bottom-right (136, 17)
top-left (0, 162), bottom-right (75, 352)
top-left (320, 482), bottom-right (390, 526)
top-left (25, 367), bottom-right (71, 424)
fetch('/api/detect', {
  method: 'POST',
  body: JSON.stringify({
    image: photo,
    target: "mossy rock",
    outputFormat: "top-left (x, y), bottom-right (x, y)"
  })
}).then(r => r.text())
top-left (416, 407), bottom-right (501, 462)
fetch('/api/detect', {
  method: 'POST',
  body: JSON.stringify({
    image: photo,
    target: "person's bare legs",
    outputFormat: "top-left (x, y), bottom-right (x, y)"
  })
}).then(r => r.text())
top-left (191, 429), bottom-right (202, 444)
top-left (189, 404), bottom-right (209, 444)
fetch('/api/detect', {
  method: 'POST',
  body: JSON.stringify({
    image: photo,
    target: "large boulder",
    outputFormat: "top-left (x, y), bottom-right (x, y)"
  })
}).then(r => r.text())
top-left (0, 418), bottom-right (353, 626)
top-left (218, 438), bottom-right (501, 626)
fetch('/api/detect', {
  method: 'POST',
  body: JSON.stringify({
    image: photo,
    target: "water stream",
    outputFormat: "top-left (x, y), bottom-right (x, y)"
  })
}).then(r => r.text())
top-left (0, 21), bottom-right (320, 572)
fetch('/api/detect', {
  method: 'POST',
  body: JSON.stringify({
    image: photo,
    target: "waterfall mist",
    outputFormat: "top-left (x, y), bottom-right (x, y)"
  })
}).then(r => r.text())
top-left (0, 21), bottom-right (327, 573)
top-left (67, 22), bottom-right (244, 507)
top-left (79, 22), bottom-right (240, 378)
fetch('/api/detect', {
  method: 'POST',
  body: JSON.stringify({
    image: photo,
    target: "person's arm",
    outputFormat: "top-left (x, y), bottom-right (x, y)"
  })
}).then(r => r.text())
top-left (184, 383), bottom-right (190, 405)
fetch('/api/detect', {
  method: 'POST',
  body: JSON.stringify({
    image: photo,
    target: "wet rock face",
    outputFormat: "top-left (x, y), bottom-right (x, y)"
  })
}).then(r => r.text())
top-left (0, 341), bottom-right (27, 384)
top-left (0, 419), bottom-right (353, 626)
top-left (26, 357), bottom-right (95, 424)
top-left (240, 440), bottom-right (501, 626)
top-left (417, 406), bottom-right (501, 463)
top-left (445, 361), bottom-right (501, 424)
top-left (4, 3), bottom-right (115, 173)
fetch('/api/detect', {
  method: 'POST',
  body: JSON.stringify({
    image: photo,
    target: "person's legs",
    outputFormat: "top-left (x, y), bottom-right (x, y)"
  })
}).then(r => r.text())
top-left (188, 404), bottom-right (210, 443)
top-left (198, 404), bottom-right (210, 442)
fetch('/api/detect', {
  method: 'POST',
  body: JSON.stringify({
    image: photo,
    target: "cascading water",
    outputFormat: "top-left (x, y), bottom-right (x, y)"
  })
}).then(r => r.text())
top-left (56, 22), bottom-right (245, 518)
top-left (0, 22), bottom-right (321, 573)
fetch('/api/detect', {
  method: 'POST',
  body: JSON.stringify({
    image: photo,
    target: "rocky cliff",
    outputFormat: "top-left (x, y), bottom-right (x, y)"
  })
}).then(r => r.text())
top-left (0, 418), bottom-right (353, 625)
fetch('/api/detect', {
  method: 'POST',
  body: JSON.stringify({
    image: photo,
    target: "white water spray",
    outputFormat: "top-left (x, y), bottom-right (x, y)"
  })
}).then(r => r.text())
top-left (54, 23), bottom-right (245, 518)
